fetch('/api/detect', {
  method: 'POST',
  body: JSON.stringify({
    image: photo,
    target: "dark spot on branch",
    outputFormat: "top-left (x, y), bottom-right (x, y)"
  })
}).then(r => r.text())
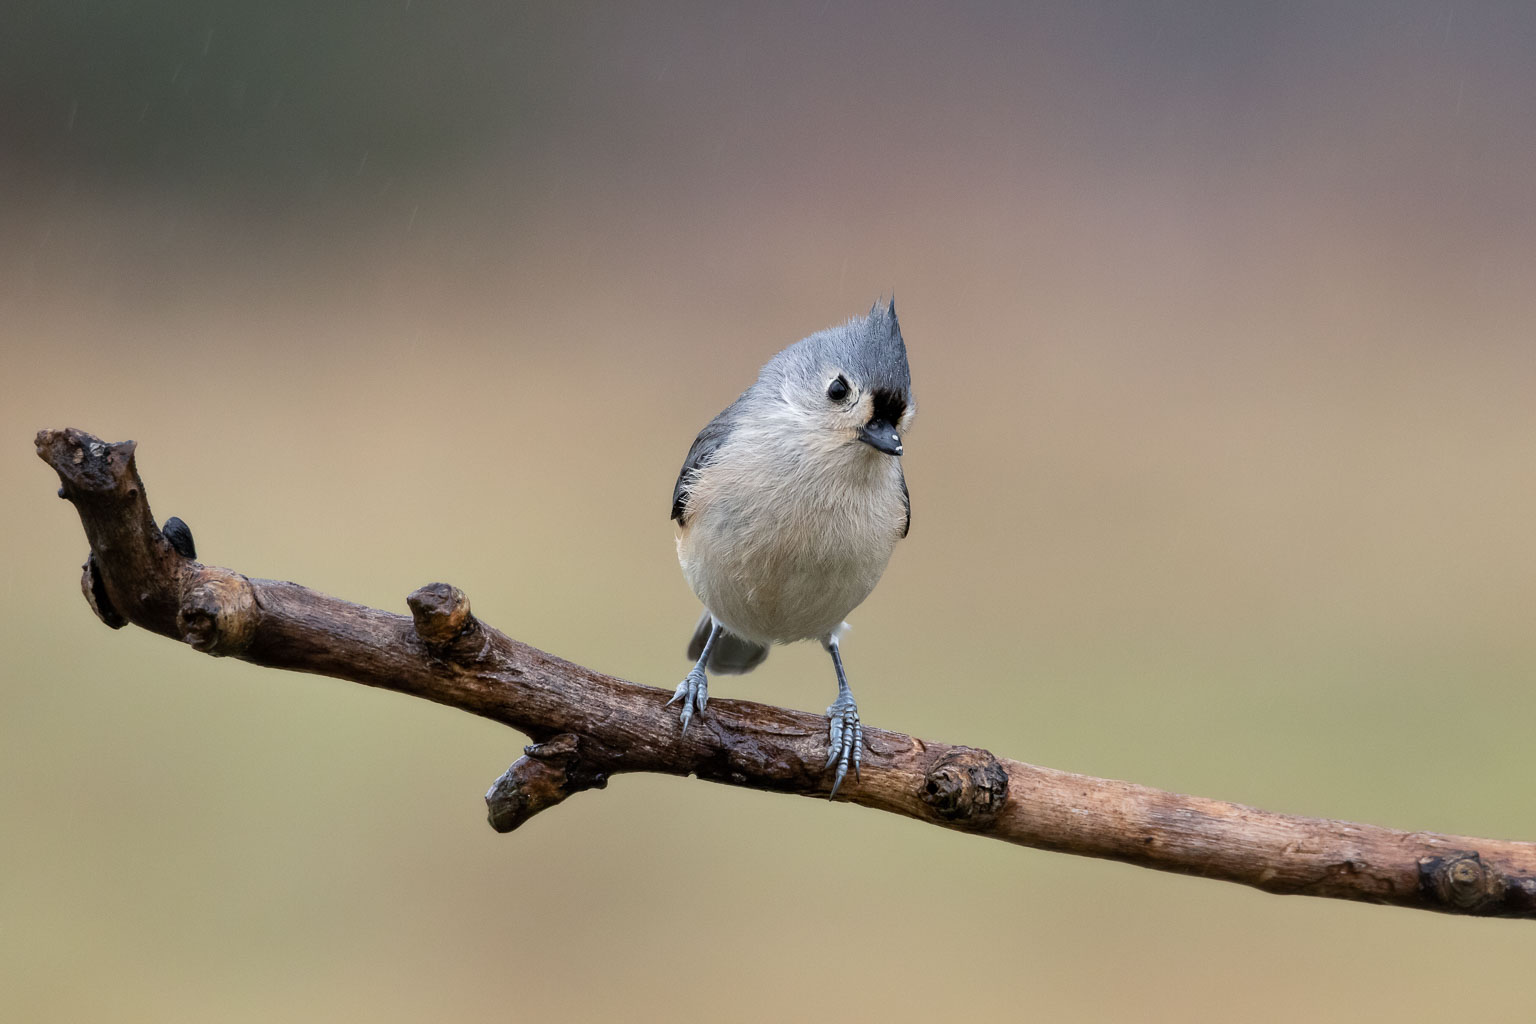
top-left (80, 553), bottom-right (125, 629)
top-left (162, 517), bottom-right (196, 559)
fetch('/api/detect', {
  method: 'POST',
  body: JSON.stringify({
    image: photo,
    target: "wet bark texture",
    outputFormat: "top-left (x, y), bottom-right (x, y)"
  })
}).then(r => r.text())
top-left (37, 427), bottom-right (1536, 919)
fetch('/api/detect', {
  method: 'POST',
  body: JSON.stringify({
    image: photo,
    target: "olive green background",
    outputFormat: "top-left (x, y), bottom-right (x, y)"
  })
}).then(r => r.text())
top-left (4, 3), bottom-right (1535, 1020)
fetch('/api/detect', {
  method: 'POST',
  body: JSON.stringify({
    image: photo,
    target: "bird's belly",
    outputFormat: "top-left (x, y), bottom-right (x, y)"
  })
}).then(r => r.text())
top-left (679, 503), bottom-right (898, 645)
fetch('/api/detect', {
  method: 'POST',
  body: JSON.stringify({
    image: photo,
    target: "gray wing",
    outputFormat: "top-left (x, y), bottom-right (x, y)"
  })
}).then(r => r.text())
top-left (899, 466), bottom-right (910, 538)
top-left (670, 399), bottom-right (742, 524)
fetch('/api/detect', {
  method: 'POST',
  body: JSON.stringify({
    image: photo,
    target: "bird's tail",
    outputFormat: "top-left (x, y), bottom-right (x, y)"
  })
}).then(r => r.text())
top-left (687, 611), bottom-right (769, 675)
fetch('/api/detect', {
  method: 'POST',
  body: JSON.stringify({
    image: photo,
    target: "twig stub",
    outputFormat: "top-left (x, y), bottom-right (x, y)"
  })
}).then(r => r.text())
top-left (486, 734), bottom-right (610, 833)
top-left (408, 583), bottom-right (474, 649)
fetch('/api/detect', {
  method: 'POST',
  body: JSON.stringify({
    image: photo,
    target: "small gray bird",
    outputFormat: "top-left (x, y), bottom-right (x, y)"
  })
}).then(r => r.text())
top-left (668, 300), bottom-right (915, 795)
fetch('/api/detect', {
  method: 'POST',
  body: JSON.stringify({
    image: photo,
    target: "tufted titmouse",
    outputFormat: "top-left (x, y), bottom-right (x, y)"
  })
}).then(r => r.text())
top-left (668, 300), bottom-right (915, 795)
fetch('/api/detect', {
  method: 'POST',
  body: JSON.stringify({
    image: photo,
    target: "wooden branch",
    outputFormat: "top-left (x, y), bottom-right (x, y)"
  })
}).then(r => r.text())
top-left (36, 426), bottom-right (1536, 919)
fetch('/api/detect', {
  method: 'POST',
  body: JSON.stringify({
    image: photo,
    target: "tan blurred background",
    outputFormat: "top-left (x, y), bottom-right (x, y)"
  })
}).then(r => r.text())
top-left (5, 2), bottom-right (1536, 1020)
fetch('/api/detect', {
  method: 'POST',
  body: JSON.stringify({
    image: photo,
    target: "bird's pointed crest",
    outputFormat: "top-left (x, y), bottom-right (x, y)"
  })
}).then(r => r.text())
top-left (867, 295), bottom-right (899, 327)
top-left (847, 295), bottom-right (909, 397)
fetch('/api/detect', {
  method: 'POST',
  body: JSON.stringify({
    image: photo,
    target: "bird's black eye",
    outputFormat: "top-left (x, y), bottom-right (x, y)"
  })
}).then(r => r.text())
top-left (826, 375), bottom-right (850, 402)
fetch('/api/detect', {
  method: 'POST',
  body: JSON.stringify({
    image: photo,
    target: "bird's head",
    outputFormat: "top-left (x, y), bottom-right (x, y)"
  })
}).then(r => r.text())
top-left (764, 299), bottom-right (916, 459)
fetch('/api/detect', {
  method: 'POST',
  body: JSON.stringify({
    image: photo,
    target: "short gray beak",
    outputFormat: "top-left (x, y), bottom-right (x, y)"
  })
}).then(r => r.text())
top-left (858, 420), bottom-right (903, 456)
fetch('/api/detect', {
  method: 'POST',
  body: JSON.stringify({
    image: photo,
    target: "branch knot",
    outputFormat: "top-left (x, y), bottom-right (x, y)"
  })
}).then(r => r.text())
top-left (177, 570), bottom-right (258, 655)
top-left (921, 746), bottom-right (1009, 823)
top-left (1418, 851), bottom-right (1528, 915)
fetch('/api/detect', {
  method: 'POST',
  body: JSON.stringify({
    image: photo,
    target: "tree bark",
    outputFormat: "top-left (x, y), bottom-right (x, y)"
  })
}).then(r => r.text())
top-left (36, 426), bottom-right (1536, 919)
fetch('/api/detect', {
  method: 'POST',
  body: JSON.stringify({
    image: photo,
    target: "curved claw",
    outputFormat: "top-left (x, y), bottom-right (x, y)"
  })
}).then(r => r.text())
top-left (668, 668), bottom-right (709, 735)
top-left (825, 696), bottom-right (863, 798)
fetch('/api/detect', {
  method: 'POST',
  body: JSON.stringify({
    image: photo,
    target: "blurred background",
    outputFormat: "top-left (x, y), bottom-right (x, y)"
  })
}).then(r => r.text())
top-left (5, 2), bottom-right (1536, 1020)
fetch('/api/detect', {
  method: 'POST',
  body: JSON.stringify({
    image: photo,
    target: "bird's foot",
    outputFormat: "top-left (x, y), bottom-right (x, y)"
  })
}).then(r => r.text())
top-left (825, 693), bottom-right (863, 798)
top-left (667, 666), bottom-right (709, 734)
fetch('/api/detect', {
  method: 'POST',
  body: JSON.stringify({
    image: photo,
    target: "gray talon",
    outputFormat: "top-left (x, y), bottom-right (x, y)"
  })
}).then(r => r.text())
top-left (821, 636), bottom-right (864, 798)
top-left (670, 619), bottom-right (723, 737)
top-left (825, 695), bottom-right (862, 798)
top-left (669, 667), bottom-right (708, 735)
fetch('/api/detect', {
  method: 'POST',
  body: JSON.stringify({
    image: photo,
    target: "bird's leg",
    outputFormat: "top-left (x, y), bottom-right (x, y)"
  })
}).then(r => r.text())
top-left (822, 635), bottom-right (863, 797)
top-left (668, 619), bottom-right (720, 735)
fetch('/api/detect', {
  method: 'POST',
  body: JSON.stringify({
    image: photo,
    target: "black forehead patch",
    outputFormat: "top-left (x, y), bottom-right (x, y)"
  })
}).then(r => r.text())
top-left (870, 388), bottom-right (906, 425)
